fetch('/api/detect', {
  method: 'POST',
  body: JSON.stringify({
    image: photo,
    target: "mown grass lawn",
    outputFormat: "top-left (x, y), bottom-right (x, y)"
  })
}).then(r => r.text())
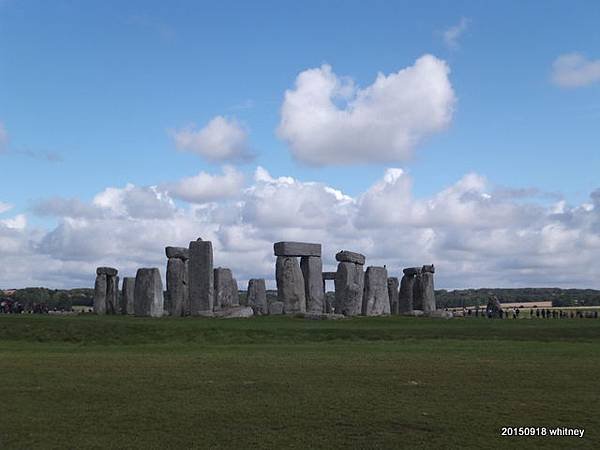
top-left (1, 315), bottom-right (599, 449)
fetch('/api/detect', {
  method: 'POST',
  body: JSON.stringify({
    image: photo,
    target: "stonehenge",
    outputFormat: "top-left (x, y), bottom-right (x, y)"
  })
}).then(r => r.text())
top-left (93, 267), bottom-right (119, 315)
top-left (92, 239), bottom-right (437, 319)
top-left (133, 268), bottom-right (164, 317)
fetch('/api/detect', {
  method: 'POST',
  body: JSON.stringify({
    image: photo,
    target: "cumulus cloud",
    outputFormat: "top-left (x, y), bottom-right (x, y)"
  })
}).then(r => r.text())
top-left (551, 53), bottom-right (600, 88)
top-left (4, 167), bottom-right (600, 290)
top-left (443, 17), bottom-right (469, 50)
top-left (277, 55), bottom-right (456, 165)
top-left (170, 116), bottom-right (252, 162)
top-left (165, 166), bottom-right (245, 204)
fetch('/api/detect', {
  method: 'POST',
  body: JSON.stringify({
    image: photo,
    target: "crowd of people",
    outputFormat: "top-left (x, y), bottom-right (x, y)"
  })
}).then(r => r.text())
top-left (455, 305), bottom-right (599, 319)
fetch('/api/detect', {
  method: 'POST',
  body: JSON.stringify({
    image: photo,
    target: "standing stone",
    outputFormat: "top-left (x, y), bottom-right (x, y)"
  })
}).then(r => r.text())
top-left (134, 268), bottom-right (164, 317)
top-left (275, 256), bottom-right (306, 314)
top-left (167, 258), bottom-right (187, 317)
top-left (334, 262), bottom-right (364, 316)
top-left (230, 277), bottom-right (240, 307)
top-left (93, 274), bottom-right (107, 314)
top-left (106, 275), bottom-right (119, 315)
top-left (247, 279), bottom-right (268, 315)
top-left (269, 301), bottom-right (284, 315)
top-left (399, 273), bottom-right (416, 314)
top-left (413, 272), bottom-right (424, 311)
top-left (300, 256), bottom-right (324, 314)
top-left (214, 268), bottom-right (238, 311)
top-left (183, 260), bottom-right (190, 316)
top-left (421, 265), bottom-right (436, 313)
top-left (387, 277), bottom-right (400, 315)
top-left (362, 266), bottom-right (390, 316)
top-left (121, 277), bottom-right (135, 315)
top-left (189, 240), bottom-right (214, 316)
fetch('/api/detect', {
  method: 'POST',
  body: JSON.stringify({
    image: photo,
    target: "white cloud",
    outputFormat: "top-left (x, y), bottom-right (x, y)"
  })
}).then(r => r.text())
top-left (0, 201), bottom-right (12, 214)
top-left (443, 17), bottom-right (469, 50)
top-left (166, 166), bottom-right (244, 204)
top-left (170, 116), bottom-right (252, 162)
top-left (277, 55), bottom-right (456, 165)
top-left (4, 167), bottom-right (600, 290)
top-left (551, 53), bottom-right (600, 88)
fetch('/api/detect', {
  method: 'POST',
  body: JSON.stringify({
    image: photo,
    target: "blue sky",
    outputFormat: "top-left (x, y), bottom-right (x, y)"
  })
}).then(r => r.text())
top-left (1, 0), bottom-right (600, 289)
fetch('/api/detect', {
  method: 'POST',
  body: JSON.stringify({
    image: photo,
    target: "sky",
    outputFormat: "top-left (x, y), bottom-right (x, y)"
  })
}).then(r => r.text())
top-left (1, 0), bottom-right (600, 290)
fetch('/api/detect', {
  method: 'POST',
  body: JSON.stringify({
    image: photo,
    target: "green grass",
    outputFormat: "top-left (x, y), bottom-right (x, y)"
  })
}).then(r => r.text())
top-left (1, 315), bottom-right (599, 449)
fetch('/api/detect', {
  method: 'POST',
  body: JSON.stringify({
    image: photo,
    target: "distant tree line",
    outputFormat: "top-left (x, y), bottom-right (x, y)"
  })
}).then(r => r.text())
top-left (435, 288), bottom-right (600, 308)
top-left (3, 288), bottom-right (94, 310)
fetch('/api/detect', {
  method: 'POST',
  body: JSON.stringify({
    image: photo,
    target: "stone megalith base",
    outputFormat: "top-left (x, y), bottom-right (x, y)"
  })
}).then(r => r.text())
top-left (106, 275), bottom-right (119, 315)
top-left (134, 268), bottom-right (164, 317)
top-left (189, 240), bottom-right (214, 316)
top-left (167, 258), bottom-right (187, 317)
top-left (121, 277), bottom-right (135, 315)
top-left (275, 256), bottom-right (306, 314)
top-left (399, 273), bottom-right (416, 314)
top-left (214, 268), bottom-right (239, 310)
top-left (247, 278), bottom-right (268, 315)
top-left (421, 269), bottom-right (436, 314)
top-left (300, 256), bottom-right (324, 314)
top-left (387, 277), bottom-right (399, 315)
top-left (93, 273), bottom-right (107, 314)
top-left (334, 262), bottom-right (364, 316)
top-left (362, 266), bottom-right (390, 316)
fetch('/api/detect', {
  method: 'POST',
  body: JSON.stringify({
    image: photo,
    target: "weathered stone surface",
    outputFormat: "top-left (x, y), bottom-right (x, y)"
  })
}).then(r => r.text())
top-left (189, 240), bottom-right (214, 316)
top-left (322, 271), bottom-right (336, 280)
top-left (213, 306), bottom-right (254, 319)
top-left (121, 277), bottom-right (135, 315)
top-left (334, 262), bottom-right (364, 316)
top-left (486, 296), bottom-right (502, 318)
top-left (167, 258), bottom-right (187, 317)
top-left (304, 313), bottom-right (347, 320)
top-left (96, 266), bottom-right (118, 276)
top-left (428, 310), bottom-right (452, 319)
top-left (402, 267), bottom-right (421, 276)
top-left (106, 275), bottom-right (119, 315)
top-left (165, 246), bottom-right (189, 260)
top-left (274, 241), bottom-right (321, 257)
top-left (421, 271), bottom-right (436, 313)
top-left (214, 268), bottom-right (239, 311)
top-left (335, 250), bottom-right (366, 265)
top-left (422, 264), bottom-right (435, 274)
top-left (269, 301), bottom-right (284, 315)
top-left (301, 256), bottom-right (324, 314)
top-left (134, 268), bottom-right (164, 317)
top-left (387, 277), bottom-right (400, 315)
top-left (275, 256), bottom-right (306, 314)
top-left (398, 274), bottom-right (415, 313)
top-left (93, 274), bottom-right (107, 314)
top-left (413, 273), bottom-right (423, 311)
top-left (182, 260), bottom-right (190, 315)
top-left (362, 266), bottom-right (390, 316)
top-left (247, 278), bottom-right (268, 315)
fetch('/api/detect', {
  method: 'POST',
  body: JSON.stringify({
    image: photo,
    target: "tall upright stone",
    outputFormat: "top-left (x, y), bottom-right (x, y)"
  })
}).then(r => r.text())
top-left (275, 256), bottom-right (306, 314)
top-left (93, 273), bottom-right (107, 314)
top-left (301, 256), bottom-right (324, 314)
top-left (121, 277), bottom-right (135, 315)
top-left (134, 268), bottom-right (164, 317)
top-left (106, 275), bottom-right (119, 315)
top-left (167, 258), bottom-right (187, 317)
top-left (334, 262), bottom-right (364, 316)
top-left (421, 264), bottom-right (436, 313)
top-left (214, 268), bottom-right (238, 310)
top-left (362, 266), bottom-right (390, 316)
top-left (387, 277), bottom-right (400, 315)
top-left (413, 270), bottom-right (424, 311)
top-left (189, 240), bottom-right (214, 316)
top-left (399, 269), bottom-right (418, 314)
top-left (247, 279), bottom-right (267, 315)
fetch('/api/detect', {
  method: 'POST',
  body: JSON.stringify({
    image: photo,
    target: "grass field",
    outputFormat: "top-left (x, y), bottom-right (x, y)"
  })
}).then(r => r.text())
top-left (1, 315), bottom-right (599, 449)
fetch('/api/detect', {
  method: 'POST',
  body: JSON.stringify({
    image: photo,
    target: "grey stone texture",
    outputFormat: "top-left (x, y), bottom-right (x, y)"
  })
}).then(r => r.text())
top-left (413, 272), bottom-right (423, 310)
top-left (398, 274), bottom-right (415, 314)
top-left (421, 270), bottom-right (436, 313)
top-left (268, 301), bottom-right (284, 315)
top-left (121, 277), bottom-right (135, 315)
top-left (275, 256), bottom-right (306, 314)
top-left (422, 264), bottom-right (435, 273)
top-left (167, 258), bottom-right (187, 317)
top-left (96, 266), bottom-right (118, 277)
top-left (213, 268), bottom-right (239, 311)
top-left (274, 241), bottom-right (321, 257)
top-left (322, 272), bottom-right (337, 280)
top-left (213, 306), bottom-right (254, 319)
top-left (93, 273), bottom-right (107, 314)
top-left (165, 246), bottom-right (189, 260)
top-left (403, 267), bottom-right (421, 277)
top-left (335, 250), bottom-right (366, 265)
top-left (134, 268), bottom-right (164, 317)
top-left (487, 296), bottom-right (503, 318)
top-left (301, 256), bottom-right (324, 314)
top-left (189, 240), bottom-right (214, 316)
top-left (334, 262), bottom-right (364, 316)
top-left (387, 277), bottom-right (400, 315)
top-left (247, 278), bottom-right (268, 315)
top-left (106, 275), bottom-right (119, 315)
top-left (362, 266), bottom-right (390, 316)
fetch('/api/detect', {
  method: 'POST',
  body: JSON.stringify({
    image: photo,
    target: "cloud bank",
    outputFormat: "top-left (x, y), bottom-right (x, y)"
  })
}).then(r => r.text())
top-left (551, 53), bottom-right (600, 88)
